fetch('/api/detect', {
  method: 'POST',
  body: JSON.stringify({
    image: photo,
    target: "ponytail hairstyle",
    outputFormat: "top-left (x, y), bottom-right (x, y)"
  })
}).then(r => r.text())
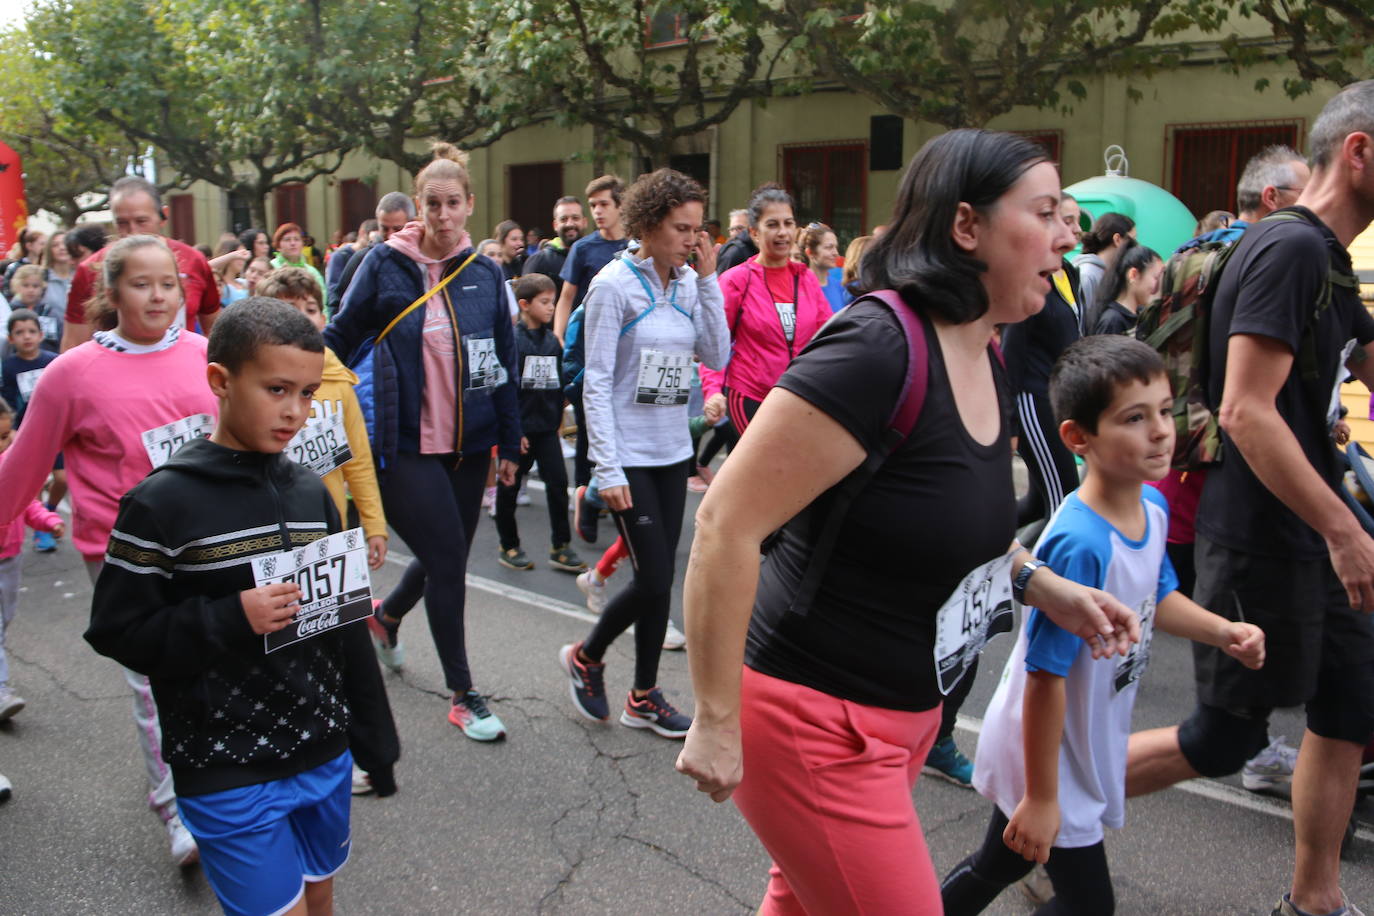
top-left (1085, 239), bottom-right (1160, 332)
top-left (413, 142), bottom-right (472, 199)
top-left (746, 182), bottom-right (793, 227)
top-left (84, 235), bottom-right (182, 331)
top-left (801, 222), bottom-right (834, 266)
top-left (1079, 212), bottom-right (1135, 255)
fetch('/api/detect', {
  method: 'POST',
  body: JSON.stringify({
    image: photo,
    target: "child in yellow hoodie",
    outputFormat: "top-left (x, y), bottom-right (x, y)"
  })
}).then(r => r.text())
top-left (256, 270), bottom-right (402, 797)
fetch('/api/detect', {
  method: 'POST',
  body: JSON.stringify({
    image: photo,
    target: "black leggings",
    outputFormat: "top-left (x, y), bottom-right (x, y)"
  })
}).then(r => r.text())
top-left (378, 452), bottom-right (488, 694)
top-left (1016, 392), bottom-right (1079, 528)
top-left (570, 392), bottom-right (592, 488)
top-left (582, 460), bottom-right (690, 690)
top-left (696, 420), bottom-right (738, 467)
top-left (941, 805), bottom-right (1114, 916)
top-left (938, 658), bottom-right (978, 743)
top-left (495, 429), bottom-right (571, 549)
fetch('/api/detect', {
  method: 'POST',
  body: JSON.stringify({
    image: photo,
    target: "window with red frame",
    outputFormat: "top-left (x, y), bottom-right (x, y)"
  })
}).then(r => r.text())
top-left (168, 193), bottom-right (195, 246)
top-left (1169, 121), bottom-right (1301, 217)
top-left (1015, 130), bottom-right (1062, 163)
top-left (782, 142), bottom-right (867, 250)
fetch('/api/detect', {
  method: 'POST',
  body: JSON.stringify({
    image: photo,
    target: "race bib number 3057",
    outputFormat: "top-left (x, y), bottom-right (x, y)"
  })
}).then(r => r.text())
top-left (252, 528), bottom-right (373, 654)
top-left (635, 349), bottom-right (692, 406)
top-left (287, 412), bottom-right (353, 477)
top-left (932, 553), bottom-right (1017, 695)
top-left (141, 414), bottom-right (215, 469)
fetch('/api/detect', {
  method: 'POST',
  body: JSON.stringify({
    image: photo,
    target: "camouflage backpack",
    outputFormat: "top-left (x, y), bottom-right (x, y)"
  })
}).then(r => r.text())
top-left (1135, 208), bottom-right (1356, 471)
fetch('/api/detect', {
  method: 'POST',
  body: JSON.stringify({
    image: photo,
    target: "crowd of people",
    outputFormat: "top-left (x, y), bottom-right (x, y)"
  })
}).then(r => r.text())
top-left (2, 80), bottom-right (1374, 916)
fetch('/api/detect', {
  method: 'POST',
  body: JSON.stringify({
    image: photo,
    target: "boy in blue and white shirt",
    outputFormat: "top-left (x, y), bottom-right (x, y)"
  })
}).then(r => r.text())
top-left (942, 335), bottom-right (1265, 915)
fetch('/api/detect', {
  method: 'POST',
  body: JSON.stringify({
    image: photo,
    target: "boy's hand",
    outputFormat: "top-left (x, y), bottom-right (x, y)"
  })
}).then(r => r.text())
top-left (520, 436), bottom-right (530, 455)
top-left (703, 393), bottom-right (726, 425)
top-left (367, 535), bottom-right (387, 571)
top-left (50, 522), bottom-right (64, 539)
top-left (240, 583), bottom-right (302, 635)
top-left (498, 458), bottom-right (519, 487)
top-left (1222, 621), bottom-right (1265, 670)
top-left (1005, 797), bottom-right (1060, 864)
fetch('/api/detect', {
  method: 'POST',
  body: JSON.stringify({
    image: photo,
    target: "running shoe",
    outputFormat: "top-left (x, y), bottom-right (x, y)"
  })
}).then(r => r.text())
top-left (922, 736), bottom-right (974, 788)
top-left (481, 485), bottom-right (496, 508)
top-left (449, 689), bottom-right (507, 741)
top-left (574, 485), bottom-right (598, 543)
top-left (351, 763), bottom-right (374, 796)
top-left (1243, 735), bottom-right (1299, 793)
top-left (549, 544), bottom-right (587, 573)
top-left (1272, 893), bottom-right (1365, 916)
top-left (33, 530), bottom-right (56, 553)
top-left (0, 686), bottom-right (25, 722)
top-left (1360, 760), bottom-right (1374, 798)
top-left (577, 570), bottom-right (609, 615)
top-left (516, 483), bottom-right (531, 506)
top-left (662, 620), bottom-right (686, 651)
top-left (559, 641), bottom-right (609, 721)
top-left (686, 475), bottom-right (709, 493)
top-left (0, 771), bottom-right (9, 803)
top-left (166, 813), bottom-right (200, 867)
top-left (620, 687), bottom-right (691, 738)
top-left (498, 546), bottom-right (534, 570)
top-left (1018, 864), bottom-right (1053, 906)
top-left (366, 600), bottom-right (405, 671)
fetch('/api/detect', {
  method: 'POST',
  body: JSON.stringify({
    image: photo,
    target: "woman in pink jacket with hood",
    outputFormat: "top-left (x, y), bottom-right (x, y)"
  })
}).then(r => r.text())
top-left (701, 183), bottom-right (832, 434)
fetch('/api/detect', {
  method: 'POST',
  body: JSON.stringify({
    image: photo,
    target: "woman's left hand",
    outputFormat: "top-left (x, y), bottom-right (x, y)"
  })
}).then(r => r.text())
top-left (1025, 567), bottom-right (1141, 658)
top-left (367, 535), bottom-right (387, 571)
top-left (693, 230), bottom-right (717, 278)
top-left (498, 459), bottom-right (519, 487)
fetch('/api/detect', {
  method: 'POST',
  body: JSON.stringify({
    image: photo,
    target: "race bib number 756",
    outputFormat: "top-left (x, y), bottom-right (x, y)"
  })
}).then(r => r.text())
top-left (252, 528), bottom-right (373, 654)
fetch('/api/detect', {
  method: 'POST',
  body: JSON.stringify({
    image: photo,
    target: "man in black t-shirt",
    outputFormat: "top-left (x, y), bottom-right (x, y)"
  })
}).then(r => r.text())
top-left (523, 196), bottom-right (586, 302)
top-left (1127, 81), bottom-right (1374, 916)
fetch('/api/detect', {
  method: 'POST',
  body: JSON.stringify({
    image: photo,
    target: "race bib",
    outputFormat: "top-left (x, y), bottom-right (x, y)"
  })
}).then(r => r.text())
top-left (287, 411), bottom-right (352, 477)
top-left (1329, 337), bottom-right (1357, 429)
top-left (1113, 596), bottom-right (1157, 693)
top-left (466, 336), bottom-right (508, 391)
top-left (38, 315), bottom-right (59, 342)
top-left (634, 349), bottom-right (692, 406)
top-left (252, 527), bottom-right (373, 654)
top-left (521, 354), bottom-right (560, 390)
top-left (141, 413), bottom-right (214, 469)
top-left (775, 302), bottom-right (796, 344)
top-left (15, 367), bottom-right (43, 405)
top-left (932, 553), bottom-right (1018, 695)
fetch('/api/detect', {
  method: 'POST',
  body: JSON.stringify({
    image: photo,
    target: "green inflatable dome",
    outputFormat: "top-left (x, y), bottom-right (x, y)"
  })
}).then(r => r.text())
top-left (1065, 147), bottom-right (1197, 258)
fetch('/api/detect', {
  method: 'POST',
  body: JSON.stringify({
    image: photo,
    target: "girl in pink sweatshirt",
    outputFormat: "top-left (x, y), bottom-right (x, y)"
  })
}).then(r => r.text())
top-left (0, 234), bottom-right (217, 866)
top-left (0, 397), bottom-right (65, 724)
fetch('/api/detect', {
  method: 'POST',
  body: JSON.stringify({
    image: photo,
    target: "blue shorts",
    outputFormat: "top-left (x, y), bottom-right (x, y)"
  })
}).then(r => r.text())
top-left (177, 751), bottom-right (352, 916)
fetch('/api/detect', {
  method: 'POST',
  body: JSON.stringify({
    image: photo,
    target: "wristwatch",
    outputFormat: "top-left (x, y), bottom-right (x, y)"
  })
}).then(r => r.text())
top-left (1012, 559), bottom-right (1049, 604)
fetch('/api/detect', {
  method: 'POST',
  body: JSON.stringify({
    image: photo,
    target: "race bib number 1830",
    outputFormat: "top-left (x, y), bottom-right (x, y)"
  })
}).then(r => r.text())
top-left (252, 527), bottom-right (373, 654)
top-left (932, 553), bottom-right (1017, 695)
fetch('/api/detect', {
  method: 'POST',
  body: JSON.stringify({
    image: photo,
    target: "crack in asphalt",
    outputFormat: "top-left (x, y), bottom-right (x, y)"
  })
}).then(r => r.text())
top-left (8, 648), bottom-right (128, 701)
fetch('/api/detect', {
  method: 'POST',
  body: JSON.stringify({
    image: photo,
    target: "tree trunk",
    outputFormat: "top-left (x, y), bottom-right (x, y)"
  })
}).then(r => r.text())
top-left (247, 187), bottom-right (269, 234)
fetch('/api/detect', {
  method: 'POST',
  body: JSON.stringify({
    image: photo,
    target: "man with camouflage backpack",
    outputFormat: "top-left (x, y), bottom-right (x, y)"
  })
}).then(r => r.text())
top-left (1129, 84), bottom-right (1374, 916)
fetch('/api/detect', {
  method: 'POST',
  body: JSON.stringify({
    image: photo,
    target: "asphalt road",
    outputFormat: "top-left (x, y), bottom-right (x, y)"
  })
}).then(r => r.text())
top-left (2, 458), bottom-right (1372, 915)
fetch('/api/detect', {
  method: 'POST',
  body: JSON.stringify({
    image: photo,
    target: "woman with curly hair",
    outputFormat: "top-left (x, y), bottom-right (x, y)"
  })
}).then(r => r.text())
top-left (558, 168), bottom-right (729, 739)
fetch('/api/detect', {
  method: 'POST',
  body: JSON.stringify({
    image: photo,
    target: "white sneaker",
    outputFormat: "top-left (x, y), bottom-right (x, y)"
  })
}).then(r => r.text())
top-left (662, 620), bottom-right (686, 651)
top-left (0, 686), bottom-right (26, 721)
top-left (0, 771), bottom-right (11, 803)
top-left (516, 483), bottom-right (531, 506)
top-left (167, 814), bottom-right (199, 867)
top-left (1243, 735), bottom-right (1300, 793)
top-left (577, 570), bottom-right (608, 615)
top-left (1018, 863), bottom-right (1053, 905)
top-left (351, 763), bottom-right (374, 796)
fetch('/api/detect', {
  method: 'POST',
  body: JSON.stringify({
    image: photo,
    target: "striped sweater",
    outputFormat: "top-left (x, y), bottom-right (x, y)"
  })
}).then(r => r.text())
top-left (85, 437), bottom-right (349, 797)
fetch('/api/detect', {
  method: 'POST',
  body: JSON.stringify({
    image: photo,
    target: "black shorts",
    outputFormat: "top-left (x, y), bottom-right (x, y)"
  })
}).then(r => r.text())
top-left (1193, 533), bottom-right (1374, 712)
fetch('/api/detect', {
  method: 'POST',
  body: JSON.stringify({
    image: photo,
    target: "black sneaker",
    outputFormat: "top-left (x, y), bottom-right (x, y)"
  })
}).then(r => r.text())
top-left (574, 486), bottom-right (598, 543)
top-left (559, 642), bottom-right (608, 721)
top-left (548, 544), bottom-right (587, 573)
top-left (620, 687), bottom-right (691, 738)
top-left (498, 546), bottom-right (534, 570)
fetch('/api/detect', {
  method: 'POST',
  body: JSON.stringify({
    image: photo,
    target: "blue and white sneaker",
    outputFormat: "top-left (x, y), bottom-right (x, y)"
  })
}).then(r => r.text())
top-left (922, 736), bottom-right (974, 788)
top-left (33, 530), bottom-right (56, 553)
top-left (449, 689), bottom-right (506, 741)
top-left (366, 600), bottom-right (404, 671)
top-left (620, 687), bottom-right (691, 739)
top-left (560, 642), bottom-right (609, 721)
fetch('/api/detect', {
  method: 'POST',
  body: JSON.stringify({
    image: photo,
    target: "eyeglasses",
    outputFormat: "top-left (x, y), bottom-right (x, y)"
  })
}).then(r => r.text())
top-left (1275, 186), bottom-right (1305, 193)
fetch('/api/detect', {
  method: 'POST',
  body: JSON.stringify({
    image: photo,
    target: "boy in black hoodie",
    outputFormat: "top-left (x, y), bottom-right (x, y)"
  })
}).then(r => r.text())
top-left (494, 273), bottom-right (586, 573)
top-left (86, 298), bottom-right (352, 916)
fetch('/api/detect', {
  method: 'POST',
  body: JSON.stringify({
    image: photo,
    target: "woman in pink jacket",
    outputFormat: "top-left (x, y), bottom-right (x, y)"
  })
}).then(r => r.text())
top-left (701, 183), bottom-right (832, 434)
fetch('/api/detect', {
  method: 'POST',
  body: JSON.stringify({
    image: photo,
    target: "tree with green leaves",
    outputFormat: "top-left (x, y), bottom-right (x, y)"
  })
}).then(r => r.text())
top-left (485, 0), bottom-right (790, 169)
top-left (1195, 0), bottom-right (1374, 96)
top-left (28, 0), bottom-right (349, 231)
top-left (767, 0), bottom-right (1198, 129)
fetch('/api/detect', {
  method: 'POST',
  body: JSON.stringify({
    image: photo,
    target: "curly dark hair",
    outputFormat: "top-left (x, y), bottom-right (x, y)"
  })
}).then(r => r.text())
top-left (621, 169), bottom-right (708, 240)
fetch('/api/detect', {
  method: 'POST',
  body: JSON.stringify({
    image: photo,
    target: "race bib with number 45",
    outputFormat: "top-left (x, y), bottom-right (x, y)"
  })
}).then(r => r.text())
top-left (252, 527), bottom-right (373, 654)
top-left (287, 411), bottom-right (353, 477)
top-left (932, 553), bottom-right (1018, 695)
top-left (141, 414), bottom-right (215, 470)
top-left (634, 349), bottom-right (692, 406)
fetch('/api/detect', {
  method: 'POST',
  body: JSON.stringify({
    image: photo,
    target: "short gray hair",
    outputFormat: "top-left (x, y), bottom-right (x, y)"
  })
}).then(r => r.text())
top-left (728, 209), bottom-right (748, 222)
top-left (1310, 80), bottom-right (1374, 170)
top-left (110, 175), bottom-right (162, 210)
top-left (1236, 145), bottom-right (1304, 213)
top-left (376, 191), bottom-right (416, 219)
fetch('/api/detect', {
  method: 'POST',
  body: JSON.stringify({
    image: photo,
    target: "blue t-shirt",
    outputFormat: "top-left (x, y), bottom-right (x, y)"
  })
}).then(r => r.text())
top-left (820, 266), bottom-right (850, 312)
top-left (0, 349), bottom-right (59, 425)
top-left (559, 232), bottom-right (630, 308)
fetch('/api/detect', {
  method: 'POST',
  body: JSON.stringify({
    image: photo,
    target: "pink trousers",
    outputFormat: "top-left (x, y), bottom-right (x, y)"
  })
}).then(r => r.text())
top-left (733, 665), bottom-right (944, 915)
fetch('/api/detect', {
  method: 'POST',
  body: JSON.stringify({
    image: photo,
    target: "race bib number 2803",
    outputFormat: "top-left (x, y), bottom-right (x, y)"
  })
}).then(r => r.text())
top-left (287, 412), bottom-right (353, 477)
top-left (252, 528), bottom-right (373, 654)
